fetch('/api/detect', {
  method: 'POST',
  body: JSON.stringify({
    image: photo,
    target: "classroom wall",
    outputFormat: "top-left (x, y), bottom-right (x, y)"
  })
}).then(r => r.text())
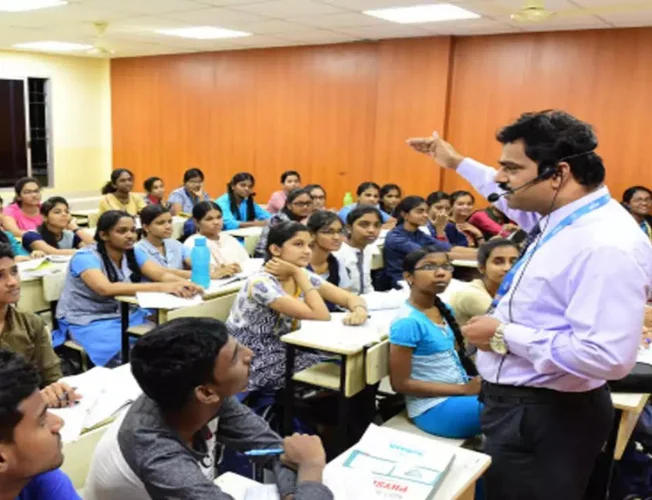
top-left (111, 27), bottom-right (652, 205)
top-left (0, 50), bottom-right (112, 197)
top-left (110, 38), bottom-right (451, 204)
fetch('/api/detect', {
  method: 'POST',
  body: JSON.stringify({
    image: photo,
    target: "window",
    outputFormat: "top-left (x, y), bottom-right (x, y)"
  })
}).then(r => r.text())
top-left (0, 77), bottom-right (52, 188)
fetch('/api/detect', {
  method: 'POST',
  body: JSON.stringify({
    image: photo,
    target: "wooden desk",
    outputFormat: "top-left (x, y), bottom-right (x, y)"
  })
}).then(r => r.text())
top-left (611, 392), bottom-right (649, 460)
top-left (328, 437), bottom-right (491, 500)
top-left (116, 279), bottom-right (245, 362)
top-left (18, 263), bottom-right (68, 314)
top-left (280, 311), bottom-right (395, 453)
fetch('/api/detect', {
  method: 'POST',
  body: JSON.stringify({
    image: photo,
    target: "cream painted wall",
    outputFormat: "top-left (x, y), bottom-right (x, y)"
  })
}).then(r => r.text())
top-left (0, 50), bottom-right (111, 199)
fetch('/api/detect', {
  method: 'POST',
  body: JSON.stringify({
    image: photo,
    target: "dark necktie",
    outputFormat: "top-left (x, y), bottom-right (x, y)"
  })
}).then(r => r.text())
top-left (356, 250), bottom-right (365, 295)
top-left (520, 222), bottom-right (542, 257)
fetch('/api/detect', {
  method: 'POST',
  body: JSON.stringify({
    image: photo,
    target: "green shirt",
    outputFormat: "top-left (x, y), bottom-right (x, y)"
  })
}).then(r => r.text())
top-left (0, 306), bottom-right (62, 385)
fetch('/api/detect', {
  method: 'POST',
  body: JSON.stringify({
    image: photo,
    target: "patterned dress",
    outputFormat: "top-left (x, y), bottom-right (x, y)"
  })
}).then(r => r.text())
top-left (226, 270), bottom-right (325, 391)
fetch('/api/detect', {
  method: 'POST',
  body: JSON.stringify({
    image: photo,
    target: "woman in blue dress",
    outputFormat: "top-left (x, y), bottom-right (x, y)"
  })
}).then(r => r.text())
top-left (55, 210), bottom-right (202, 366)
top-left (215, 172), bottom-right (270, 231)
top-left (389, 246), bottom-right (482, 439)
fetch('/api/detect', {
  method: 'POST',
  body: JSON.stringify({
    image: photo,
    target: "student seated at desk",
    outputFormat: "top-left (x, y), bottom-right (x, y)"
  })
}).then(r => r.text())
top-left (448, 239), bottom-right (519, 326)
top-left (338, 182), bottom-right (395, 229)
top-left (138, 205), bottom-right (240, 281)
top-left (622, 185), bottom-right (652, 242)
top-left (0, 215), bottom-right (33, 263)
top-left (306, 184), bottom-right (327, 212)
top-left (424, 191), bottom-right (451, 241)
top-left (2, 177), bottom-right (43, 237)
top-left (267, 170), bottom-right (302, 215)
top-left (445, 191), bottom-right (485, 248)
top-left (216, 172), bottom-right (270, 231)
top-left (334, 206), bottom-right (382, 295)
top-left (99, 169), bottom-right (146, 216)
top-left (384, 196), bottom-right (476, 289)
top-left (168, 168), bottom-right (211, 216)
top-left (254, 188), bottom-right (314, 258)
top-left (22, 197), bottom-right (93, 256)
top-left (227, 221), bottom-right (368, 392)
top-left (55, 210), bottom-right (202, 367)
top-left (389, 247), bottom-right (482, 439)
top-left (468, 206), bottom-right (518, 241)
top-left (0, 245), bottom-right (79, 409)
top-left (379, 184), bottom-right (402, 218)
top-left (184, 202), bottom-right (249, 273)
top-left (143, 176), bottom-right (168, 207)
top-left (306, 211), bottom-right (350, 309)
top-left (0, 349), bottom-right (80, 500)
top-left (84, 318), bottom-right (333, 500)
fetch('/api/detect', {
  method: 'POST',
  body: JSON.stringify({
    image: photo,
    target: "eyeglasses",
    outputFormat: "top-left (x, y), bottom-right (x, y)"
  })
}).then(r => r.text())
top-left (317, 229), bottom-right (345, 236)
top-left (414, 264), bottom-right (454, 272)
top-left (291, 201), bottom-right (313, 208)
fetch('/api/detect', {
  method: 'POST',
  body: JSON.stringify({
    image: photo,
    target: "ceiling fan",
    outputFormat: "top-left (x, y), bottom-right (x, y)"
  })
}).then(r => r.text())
top-left (509, 0), bottom-right (652, 23)
top-left (86, 21), bottom-right (115, 57)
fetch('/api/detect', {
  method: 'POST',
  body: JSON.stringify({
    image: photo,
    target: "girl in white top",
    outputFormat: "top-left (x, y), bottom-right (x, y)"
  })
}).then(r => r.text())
top-left (334, 205), bottom-right (382, 295)
top-left (184, 201), bottom-right (249, 273)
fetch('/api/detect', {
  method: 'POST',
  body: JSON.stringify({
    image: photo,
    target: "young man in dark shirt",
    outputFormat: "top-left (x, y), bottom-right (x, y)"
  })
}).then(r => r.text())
top-left (0, 349), bottom-right (79, 500)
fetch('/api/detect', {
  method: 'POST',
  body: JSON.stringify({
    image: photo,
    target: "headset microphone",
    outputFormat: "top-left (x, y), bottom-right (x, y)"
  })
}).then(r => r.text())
top-left (487, 166), bottom-right (557, 203)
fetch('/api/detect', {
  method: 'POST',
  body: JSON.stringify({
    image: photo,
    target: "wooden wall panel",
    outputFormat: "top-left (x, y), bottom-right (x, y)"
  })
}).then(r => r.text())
top-left (442, 28), bottom-right (652, 203)
top-left (110, 38), bottom-right (452, 204)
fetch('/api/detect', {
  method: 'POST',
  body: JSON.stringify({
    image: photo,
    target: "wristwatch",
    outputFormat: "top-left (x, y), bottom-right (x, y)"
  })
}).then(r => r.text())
top-left (489, 323), bottom-right (509, 355)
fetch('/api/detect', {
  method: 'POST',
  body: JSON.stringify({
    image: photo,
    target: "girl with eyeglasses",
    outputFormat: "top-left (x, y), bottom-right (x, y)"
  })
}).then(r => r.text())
top-left (254, 188), bottom-right (313, 258)
top-left (389, 246), bottom-right (482, 439)
top-left (306, 211), bottom-right (350, 310)
top-left (2, 177), bottom-right (43, 237)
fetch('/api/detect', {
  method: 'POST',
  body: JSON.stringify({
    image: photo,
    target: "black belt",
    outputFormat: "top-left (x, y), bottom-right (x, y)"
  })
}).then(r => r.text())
top-left (480, 381), bottom-right (609, 405)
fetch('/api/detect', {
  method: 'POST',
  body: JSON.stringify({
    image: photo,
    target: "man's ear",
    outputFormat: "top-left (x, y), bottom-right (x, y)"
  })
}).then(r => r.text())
top-left (0, 446), bottom-right (11, 474)
top-left (194, 385), bottom-right (221, 406)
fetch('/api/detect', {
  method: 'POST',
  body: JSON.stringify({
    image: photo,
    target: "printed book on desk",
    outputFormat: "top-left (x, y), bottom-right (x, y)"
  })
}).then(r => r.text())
top-left (335, 424), bottom-right (455, 500)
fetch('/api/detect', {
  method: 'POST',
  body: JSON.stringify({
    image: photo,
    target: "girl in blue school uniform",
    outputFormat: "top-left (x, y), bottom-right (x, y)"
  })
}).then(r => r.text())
top-left (388, 246), bottom-right (482, 439)
top-left (136, 204), bottom-right (240, 280)
top-left (55, 210), bottom-right (202, 367)
top-left (167, 168), bottom-right (211, 216)
top-left (216, 172), bottom-right (271, 231)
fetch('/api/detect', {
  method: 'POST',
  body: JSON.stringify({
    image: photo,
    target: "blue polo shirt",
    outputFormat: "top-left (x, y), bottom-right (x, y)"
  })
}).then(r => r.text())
top-left (383, 225), bottom-right (451, 287)
top-left (17, 469), bottom-right (80, 500)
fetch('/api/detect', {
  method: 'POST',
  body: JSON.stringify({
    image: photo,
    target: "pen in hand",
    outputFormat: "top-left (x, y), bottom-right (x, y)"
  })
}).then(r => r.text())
top-left (242, 448), bottom-right (284, 457)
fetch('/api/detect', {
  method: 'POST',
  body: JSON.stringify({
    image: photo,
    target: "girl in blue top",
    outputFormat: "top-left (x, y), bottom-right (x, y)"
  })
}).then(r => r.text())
top-left (55, 210), bottom-right (201, 366)
top-left (216, 172), bottom-right (270, 231)
top-left (338, 182), bottom-right (395, 229)
top-left (389, 246), bottom-right (482, 439)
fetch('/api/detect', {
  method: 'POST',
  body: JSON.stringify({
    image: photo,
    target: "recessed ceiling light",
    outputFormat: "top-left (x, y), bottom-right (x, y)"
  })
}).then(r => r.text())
top-left (0, 0), bottom-right (67, 12)
top-left (156, 26), bottom-right (251, 40)
top-left (13, 41), bottom-right (93, 52)
top-left (364, 3), bottom-right (480, 24)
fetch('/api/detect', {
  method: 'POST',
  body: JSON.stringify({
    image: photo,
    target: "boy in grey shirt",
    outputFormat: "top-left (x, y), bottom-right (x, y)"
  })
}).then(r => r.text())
top-left (84, 317), bottom-right (332, 500)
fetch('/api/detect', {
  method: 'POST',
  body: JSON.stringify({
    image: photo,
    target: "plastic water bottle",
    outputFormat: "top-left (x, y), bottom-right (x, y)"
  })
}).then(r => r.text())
top-left (343, 192), bottom-right (354, 207)
top-left (190, 236), bottom-right (211, 289)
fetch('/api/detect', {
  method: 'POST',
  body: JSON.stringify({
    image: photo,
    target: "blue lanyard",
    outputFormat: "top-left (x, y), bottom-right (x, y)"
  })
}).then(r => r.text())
top-left (491, 193), bottom-right (611, 310)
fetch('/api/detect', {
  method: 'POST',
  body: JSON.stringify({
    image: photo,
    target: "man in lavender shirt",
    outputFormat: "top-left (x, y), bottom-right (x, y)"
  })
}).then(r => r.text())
top-left (408, 111), bottom-right (652, 500)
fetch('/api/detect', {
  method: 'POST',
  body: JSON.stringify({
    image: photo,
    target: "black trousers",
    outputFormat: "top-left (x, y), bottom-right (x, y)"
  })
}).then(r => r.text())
top-left (480, 382), bottom-right (613, 500)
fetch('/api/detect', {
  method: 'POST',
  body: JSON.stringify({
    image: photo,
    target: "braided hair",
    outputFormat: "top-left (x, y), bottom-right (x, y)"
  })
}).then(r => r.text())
top-left (94, 210), bottom-right (142, 283)
top-left (227, 173), bottom-right (256, 222)
top-left (403, 246), bottom-right (478, 377)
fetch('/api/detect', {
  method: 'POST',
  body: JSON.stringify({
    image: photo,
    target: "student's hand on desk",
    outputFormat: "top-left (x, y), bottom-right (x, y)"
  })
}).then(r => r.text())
top-left (42, 382), bottom-right (82, 409)
top-left (281, 433), bottom-right (327, 470)
top-left (211, 264), bottom-right (241, 279)
top-left (159, 282), bottom-right (203, 297)
top-left (265, 258), bottom-right (300, 280)
top-left (343, 308), bottom-right (368, 326)
top-left (406, 132), bottom-right (464, 170)
top-left (30, 250), bottom-right (46, 259)
top-left (462, 315), bottom-right (500, 352)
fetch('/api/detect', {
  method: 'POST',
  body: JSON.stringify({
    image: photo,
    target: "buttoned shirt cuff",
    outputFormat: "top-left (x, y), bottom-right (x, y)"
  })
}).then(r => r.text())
top-left (502, 322), bottom-right (539, 359)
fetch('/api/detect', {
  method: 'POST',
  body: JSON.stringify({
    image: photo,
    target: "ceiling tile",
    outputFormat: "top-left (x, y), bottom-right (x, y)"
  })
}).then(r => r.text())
top-left (287, 12), bottom-right (388, 28)
top-left (271, 28), bottom-right (360, 42)
top-left (319, 0), bottom-right (473, 9)
top-left (232, 19), bottom-right (316, 33)
top-left (599, 10), bottom-right (652, 26)
top-left (337, 23), bottom-right (433, 39)
top-left (418, 18), bottom-right (521, 34)
top-left (79, 0), bottom-right (210, 14)
top-left (231, 0), bottom-right (349, 17)
top-left (519, 16), bottom-right (610, 31)
top-left (166, 6), bottom-right (270, 25)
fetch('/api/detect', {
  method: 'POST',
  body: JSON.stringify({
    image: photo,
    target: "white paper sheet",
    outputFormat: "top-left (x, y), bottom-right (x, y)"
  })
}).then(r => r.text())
top-left (136, 292), bottom-right (203, 309)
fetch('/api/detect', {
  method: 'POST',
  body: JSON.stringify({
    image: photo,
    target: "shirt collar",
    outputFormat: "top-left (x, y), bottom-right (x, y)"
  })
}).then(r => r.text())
top-left (539, 185), bottom-right (610, 234)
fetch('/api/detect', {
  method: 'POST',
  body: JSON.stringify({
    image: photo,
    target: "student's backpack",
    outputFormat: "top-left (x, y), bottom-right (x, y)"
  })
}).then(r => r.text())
top-left (611, 440), bottom-right (652, 499)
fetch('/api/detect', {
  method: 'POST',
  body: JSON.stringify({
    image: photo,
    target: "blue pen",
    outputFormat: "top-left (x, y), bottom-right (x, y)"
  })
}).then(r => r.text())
top-left (243, 448), bottom-right (284, 457)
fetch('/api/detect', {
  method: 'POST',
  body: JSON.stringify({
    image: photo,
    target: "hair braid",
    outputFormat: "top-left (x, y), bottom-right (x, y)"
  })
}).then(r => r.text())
top-left (433, 295), bottom-right (478, 376)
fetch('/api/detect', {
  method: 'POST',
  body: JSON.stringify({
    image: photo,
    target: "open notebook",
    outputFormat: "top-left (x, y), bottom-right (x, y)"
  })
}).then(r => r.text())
top-left (50, 364), bottom-right (142, 443)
